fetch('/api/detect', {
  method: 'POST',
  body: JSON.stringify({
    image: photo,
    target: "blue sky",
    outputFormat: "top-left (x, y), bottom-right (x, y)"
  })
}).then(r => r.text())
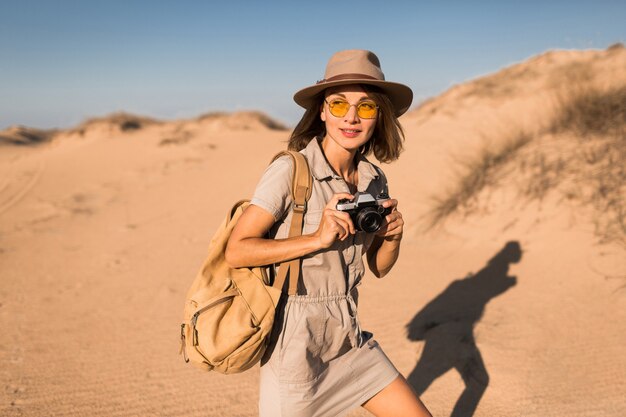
top-left (1, 0), bottom-right (624, 130)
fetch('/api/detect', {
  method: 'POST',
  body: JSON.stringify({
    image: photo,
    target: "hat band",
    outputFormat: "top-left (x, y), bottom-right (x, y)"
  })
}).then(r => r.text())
top-left (316, 73), bottom-right (380, 85)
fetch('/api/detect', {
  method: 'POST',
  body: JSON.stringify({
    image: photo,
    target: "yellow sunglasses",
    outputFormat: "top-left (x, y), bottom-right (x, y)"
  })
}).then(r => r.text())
top-left (324, 98), bottom-right (379, 119)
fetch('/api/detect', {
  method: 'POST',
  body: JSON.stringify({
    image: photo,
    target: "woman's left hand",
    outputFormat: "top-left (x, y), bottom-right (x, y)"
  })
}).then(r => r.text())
top-left (375, 198), bottom-right (404, 240)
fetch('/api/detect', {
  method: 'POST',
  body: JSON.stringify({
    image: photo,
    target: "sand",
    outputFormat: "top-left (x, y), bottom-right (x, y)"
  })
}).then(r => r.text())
top-left (1, 47), bottom-right (625, 416)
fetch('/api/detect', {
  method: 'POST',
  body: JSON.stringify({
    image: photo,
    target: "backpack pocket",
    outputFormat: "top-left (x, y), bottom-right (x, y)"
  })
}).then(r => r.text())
top-left (187, 280), bottom-right (260, 368)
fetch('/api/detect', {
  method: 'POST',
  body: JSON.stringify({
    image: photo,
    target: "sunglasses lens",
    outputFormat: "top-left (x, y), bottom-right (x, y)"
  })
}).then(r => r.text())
top-left (327, 99), bottom-right (378, 119)
top-left (357, 101), bottom-right (377, 119)
top-left (328, 99), bottom-right (350, 117)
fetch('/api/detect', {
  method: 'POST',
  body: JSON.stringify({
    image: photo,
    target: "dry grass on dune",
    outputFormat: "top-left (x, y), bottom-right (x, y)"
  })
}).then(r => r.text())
top-left (197, 111), bottom-right (289, 131)
top-left (0, 125), bottom-right (58, 146)
top-left (427, 129), bottom-right (533, 226)
top-left (427, 83), bottom-right (626, 247)
top-left (552, 84), bottom-right (626, 136)
top-left (71, 112), bottom-right (161, 135)
top-left (547, 85), bottom-right (626, 246)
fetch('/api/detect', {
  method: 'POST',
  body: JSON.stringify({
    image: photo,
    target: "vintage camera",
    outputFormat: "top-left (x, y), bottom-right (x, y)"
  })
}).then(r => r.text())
top-left (336, 192), bottom-right (392, 233)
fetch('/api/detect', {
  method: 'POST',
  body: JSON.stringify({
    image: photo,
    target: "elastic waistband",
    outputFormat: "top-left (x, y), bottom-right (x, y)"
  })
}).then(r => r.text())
top-left (286, 293), bottom-right (350, 304)
top-left (286, 287), bottom-right (358, 304)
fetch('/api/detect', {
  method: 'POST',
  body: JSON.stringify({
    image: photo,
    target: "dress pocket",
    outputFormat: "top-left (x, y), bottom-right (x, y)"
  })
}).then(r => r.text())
top-left (302, 210), bottom-right (323, 235)
top-left (278, 304), bottom-right (327, 384)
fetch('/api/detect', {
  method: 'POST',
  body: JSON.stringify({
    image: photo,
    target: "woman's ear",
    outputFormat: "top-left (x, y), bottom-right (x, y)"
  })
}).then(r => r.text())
top-left (320, 103), bottom-right (326, 122)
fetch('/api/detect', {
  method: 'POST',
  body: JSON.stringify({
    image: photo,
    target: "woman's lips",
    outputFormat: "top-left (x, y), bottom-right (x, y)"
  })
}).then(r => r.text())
top-left (340, 128), bottom-right (361, 138)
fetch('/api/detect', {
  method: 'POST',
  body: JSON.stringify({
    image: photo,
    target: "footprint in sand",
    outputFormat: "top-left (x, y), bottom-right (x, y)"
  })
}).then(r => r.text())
top-left (66, 193), bottom-right (96, 215)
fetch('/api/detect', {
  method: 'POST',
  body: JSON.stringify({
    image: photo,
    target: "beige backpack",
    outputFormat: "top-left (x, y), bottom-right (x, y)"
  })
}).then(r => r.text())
top-left (179, 150), bottom-right (312, 374)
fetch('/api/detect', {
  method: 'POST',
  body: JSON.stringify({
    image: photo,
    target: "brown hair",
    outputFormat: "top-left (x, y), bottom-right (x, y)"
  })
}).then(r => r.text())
top-left (287, 85), bottom-right (405, 163)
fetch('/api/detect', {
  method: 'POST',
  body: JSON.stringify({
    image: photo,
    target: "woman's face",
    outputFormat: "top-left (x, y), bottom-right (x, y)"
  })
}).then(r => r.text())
top-left (320, 84), bottom-right (377, 154)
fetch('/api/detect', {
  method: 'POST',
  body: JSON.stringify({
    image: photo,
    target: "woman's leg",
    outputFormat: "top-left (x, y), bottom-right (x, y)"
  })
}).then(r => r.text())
top-left (362, 375), bottom-right (433, 417)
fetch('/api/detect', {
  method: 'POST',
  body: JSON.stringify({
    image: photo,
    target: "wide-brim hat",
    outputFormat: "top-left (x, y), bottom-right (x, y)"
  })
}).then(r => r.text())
top-left (293, 49), bottom-right (413, 117)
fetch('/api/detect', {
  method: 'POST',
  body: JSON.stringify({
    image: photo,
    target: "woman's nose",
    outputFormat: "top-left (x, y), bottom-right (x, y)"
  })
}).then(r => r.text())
top-left (344, 105), bottom-right (359, 123)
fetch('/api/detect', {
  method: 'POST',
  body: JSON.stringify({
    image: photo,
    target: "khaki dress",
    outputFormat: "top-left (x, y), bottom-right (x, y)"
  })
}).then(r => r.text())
top-left (251, 138), bottom-right (399, 417)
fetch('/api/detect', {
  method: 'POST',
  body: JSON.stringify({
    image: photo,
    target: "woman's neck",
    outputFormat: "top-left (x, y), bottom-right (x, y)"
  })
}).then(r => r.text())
top-left (320, 136), bottom-right (357, 179)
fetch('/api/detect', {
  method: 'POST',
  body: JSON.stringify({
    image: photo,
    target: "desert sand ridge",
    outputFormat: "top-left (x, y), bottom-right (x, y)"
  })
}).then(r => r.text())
top-left (0, 126), bottom-right (58, 146)
top-left (0, 46), bottom-right (624, 416)
top-left (0, 110), bottom-right (288, 147)
top-left (408, 45), bottom-right (625, 128)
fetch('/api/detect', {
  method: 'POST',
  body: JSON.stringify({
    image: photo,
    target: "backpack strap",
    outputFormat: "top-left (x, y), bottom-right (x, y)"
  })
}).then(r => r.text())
top-left (270, 150), bottom-right (312, 296)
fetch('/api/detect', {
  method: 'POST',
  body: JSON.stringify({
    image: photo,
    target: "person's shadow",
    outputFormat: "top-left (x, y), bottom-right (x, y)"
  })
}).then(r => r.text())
top-left (406, 241), bottom-right (522, 417)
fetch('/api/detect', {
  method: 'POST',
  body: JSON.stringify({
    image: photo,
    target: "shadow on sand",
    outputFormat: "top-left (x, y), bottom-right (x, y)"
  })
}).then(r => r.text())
top-left (406, 241), bottom-right (522, 417)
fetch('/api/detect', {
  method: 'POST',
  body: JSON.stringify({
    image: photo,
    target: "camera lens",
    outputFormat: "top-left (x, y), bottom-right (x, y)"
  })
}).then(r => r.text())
top-left (356, 208), bottom-right (383, 233)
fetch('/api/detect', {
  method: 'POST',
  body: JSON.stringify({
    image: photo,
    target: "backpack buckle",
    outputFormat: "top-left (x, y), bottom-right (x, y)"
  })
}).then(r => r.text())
top-left (293, 202), bottom-right (306, 213)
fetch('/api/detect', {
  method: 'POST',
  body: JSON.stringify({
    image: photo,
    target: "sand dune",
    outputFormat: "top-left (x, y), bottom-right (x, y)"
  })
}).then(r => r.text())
top-left (1, 46), bottom-right (625, 416)
top-left (0, 126), bottom-right (57, 146)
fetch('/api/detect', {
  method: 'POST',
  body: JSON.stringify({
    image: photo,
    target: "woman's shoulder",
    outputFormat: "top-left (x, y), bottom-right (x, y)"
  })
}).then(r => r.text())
top-left (269, 153), bottom-right (294, 169)
top-left (258, 153), bottom-right (297, 183)
top-left (251, 154), bottom-right (296, 221)
top-left (374, 165), bottom-right (388, 185)
top-left (359, 154), bottom-right (388, 183)
top-left (362, 159), bottom-right (389, 195)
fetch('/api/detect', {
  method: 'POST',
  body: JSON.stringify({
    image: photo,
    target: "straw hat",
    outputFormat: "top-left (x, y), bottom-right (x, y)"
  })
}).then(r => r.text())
top-left (293, 49), bottom-right (413, 117)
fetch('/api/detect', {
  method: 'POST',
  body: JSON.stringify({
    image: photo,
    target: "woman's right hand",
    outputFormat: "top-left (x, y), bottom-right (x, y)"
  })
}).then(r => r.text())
top-left (313, 193), bottom-right (355, 249)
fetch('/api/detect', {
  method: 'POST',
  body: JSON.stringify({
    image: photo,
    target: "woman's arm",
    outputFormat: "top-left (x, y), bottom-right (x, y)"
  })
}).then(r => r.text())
top-left (225, 205), bottom-right (320, 267)
top-left (366, 199), bottom-right (404, 278)
top-left (225, 193), bottom-right (355, 268)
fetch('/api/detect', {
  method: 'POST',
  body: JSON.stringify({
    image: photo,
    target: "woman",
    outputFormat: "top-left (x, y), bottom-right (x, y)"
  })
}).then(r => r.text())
top-left (226, 50), bottom-right (432, 417)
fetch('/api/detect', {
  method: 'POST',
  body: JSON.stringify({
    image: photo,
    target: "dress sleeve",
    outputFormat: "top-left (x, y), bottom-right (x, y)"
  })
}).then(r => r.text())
top-left (250, 155), bottom-right (293, 221)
